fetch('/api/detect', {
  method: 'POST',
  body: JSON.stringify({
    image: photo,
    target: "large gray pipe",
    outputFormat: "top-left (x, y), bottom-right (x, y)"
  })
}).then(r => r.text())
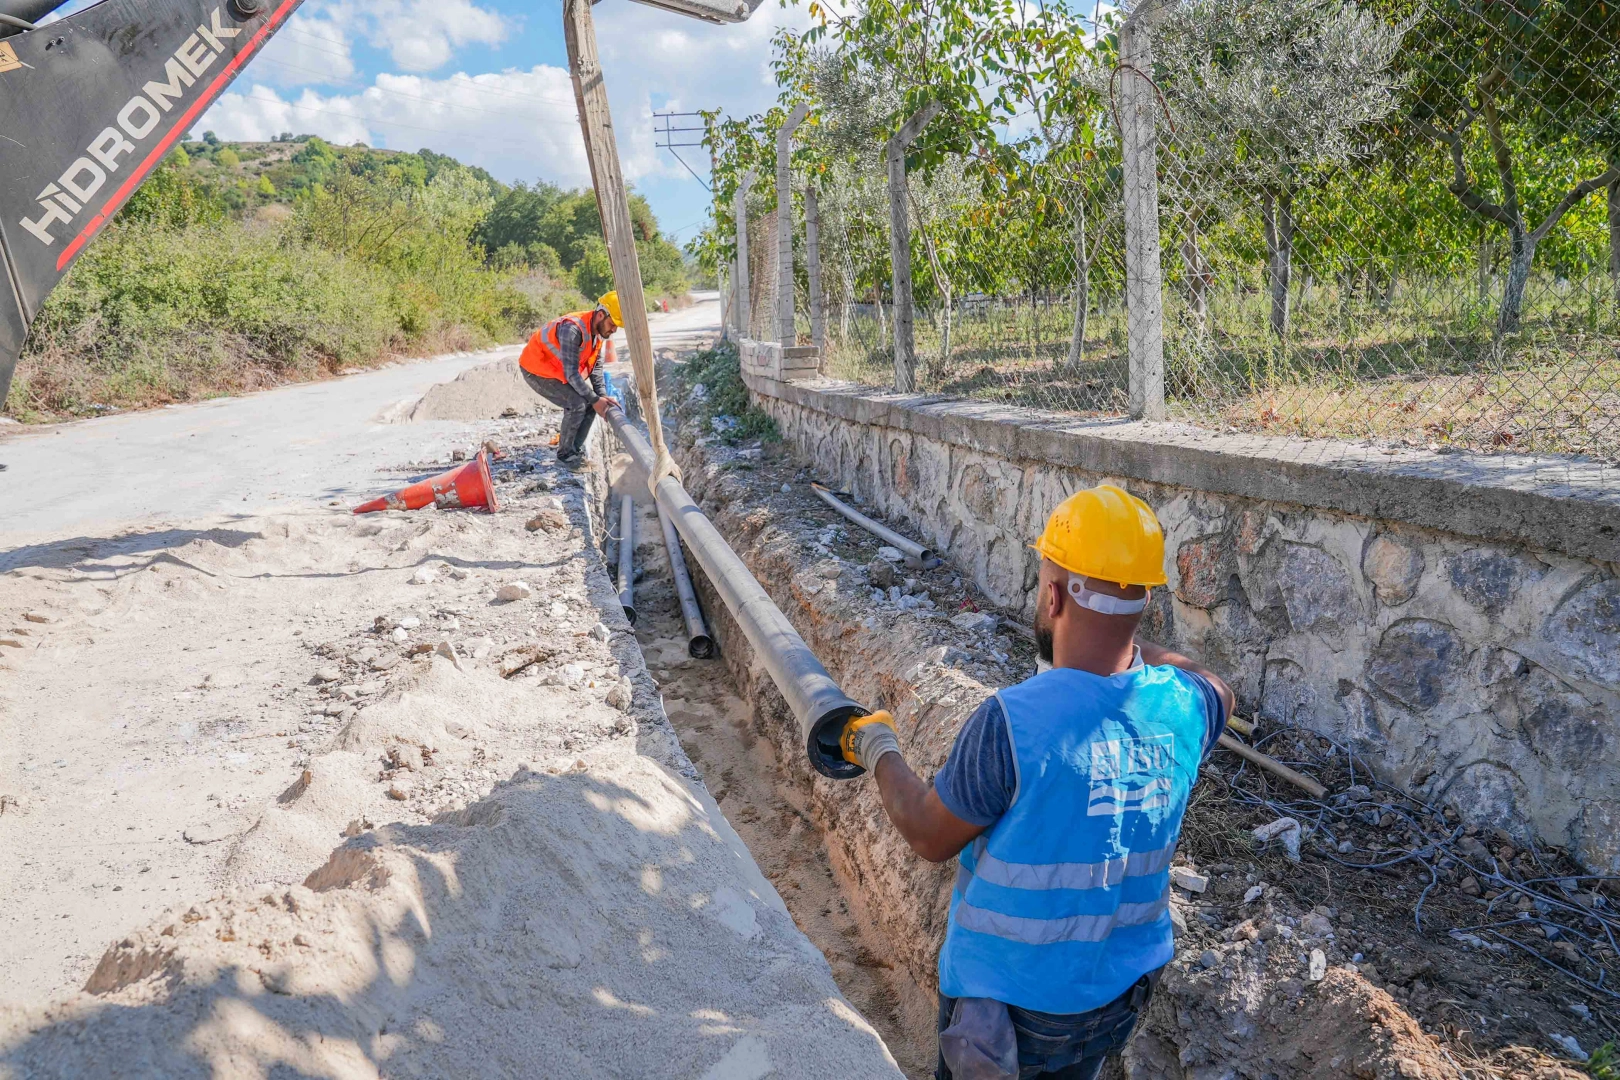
top-left (656, 499), bottom-right (714, 659)
top-left (616, 494), bottom-right (637, 625)
top-left (605, 407), bottom-right (866, 778)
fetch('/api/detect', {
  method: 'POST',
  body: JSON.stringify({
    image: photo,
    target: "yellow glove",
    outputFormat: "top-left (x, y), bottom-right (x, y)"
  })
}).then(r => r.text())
top-left (841, 711), bottom-right (901, 772)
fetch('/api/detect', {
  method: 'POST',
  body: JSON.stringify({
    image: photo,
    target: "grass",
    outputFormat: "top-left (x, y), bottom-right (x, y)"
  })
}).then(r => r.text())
top-left (822, 271), bottom-right (1620, 462)
top-left (673, 340), bottom-right (780, 444)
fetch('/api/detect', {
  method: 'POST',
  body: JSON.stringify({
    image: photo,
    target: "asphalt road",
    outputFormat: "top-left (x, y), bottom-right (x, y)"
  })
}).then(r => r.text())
top-left (0, 296), bottom-right (721, 553)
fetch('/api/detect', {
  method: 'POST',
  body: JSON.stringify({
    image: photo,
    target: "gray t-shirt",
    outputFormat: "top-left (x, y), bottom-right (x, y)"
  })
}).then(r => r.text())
top-left (933, 662), bottom-right (1227, 828)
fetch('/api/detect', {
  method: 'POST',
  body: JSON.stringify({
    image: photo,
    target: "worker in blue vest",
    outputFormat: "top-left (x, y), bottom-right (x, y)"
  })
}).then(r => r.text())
top-left (841, 484), bottom-right (1234, 1080)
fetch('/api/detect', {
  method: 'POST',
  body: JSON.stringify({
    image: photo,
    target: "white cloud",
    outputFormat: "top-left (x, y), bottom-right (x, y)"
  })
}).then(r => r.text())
top-left (366, 0), bottom-right (509, 71)
top-left (253, 10), bottom-right (357, 88)
top-left (203, 67), bottom-right (592, 186)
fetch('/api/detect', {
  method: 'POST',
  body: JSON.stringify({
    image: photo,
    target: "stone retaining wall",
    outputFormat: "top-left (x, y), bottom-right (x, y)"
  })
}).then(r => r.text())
top-left (742, 369), bottom-right (1620, 873)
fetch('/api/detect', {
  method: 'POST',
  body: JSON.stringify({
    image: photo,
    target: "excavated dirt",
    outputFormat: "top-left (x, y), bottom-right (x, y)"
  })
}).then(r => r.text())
top-left (663, 365), bottom-right (1603, 1080)
top-left (0, 391), bottom-right (902, 1078)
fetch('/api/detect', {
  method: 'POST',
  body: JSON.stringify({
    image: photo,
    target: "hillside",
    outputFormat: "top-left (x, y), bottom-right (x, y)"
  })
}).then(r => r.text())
top-left (4, 135), bottom-right (690, 423)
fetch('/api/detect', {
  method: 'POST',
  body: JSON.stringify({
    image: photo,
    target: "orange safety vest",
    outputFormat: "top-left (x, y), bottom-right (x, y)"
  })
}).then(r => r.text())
top-left (519, 311), bottom-right (614, 383)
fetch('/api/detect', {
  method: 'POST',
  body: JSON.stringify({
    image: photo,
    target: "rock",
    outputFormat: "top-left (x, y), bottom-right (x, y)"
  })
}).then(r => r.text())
top-left (1338, 784), bottom-right (1372, 804)
top-left (549, 601), bottom-right (569, 619)
top-left (1308, 949), bottom-right (1327, 982)
top-left (1257, 542), bottom-right (1360, 640)
top-left (876, 545), bottom-right (904, 563)
top-left (562, 663), bottom-right (585, 686)
top-left (399, 616), bottom-right (421, 630)
top-left (389, 627), bottom-right (410, 644)
top-left (1337, 840), bottom-right (1354, 853)
top-left (1362, 533), bottom-right (1424, 605)
top-left (1170, 867), bottom-right (1208, 894)
top-left (1253, 817), bottom-right (1302, 862)
top-left (369, 655), bottom-right (399, 672)
top-left (1301, 912), bottom-right (1334, 938)
top-left (1169, 902), bottom-right (1188, 934)
top-left (323, 703), bottom-right (348, 717)
top-left (470, 639), bottom-right (493, 661)
top-left (0, 638), bottom-right (24, 649)
top-left (496, 582), bottom-right (533, 602)
top-left (1542, 578), bottom-right (1620, 688)
top-left (1198, 949), bottom-right (1219, 970)
top-left (1448, 549), bottom-right (1532, 616)
top-left (313, 667), bottom-right (342, 684)
top-left (386, 787), bottom-right (407, 801)
top-left (410, 566), bottom-right (438, 585)
top-left (1175, 535), bottom-right (1238, 608)
top-left (780, 483), bottom-right (791, 493)
top-left (1243, 884), bottom-right (1264, 904)
top-left (1547, 1033), bottom-right (1588, 1063)
top-left (447, 567), bottom-right (470, 581)
top-left (951, 611), bottom-right (997, 633)
top-left (526, 509), bottom-right (569, 533)
top-left (21, 612), bottom-right (50, 624)
top-left (1366, 619), bottom-right (1465, 711)
top-left (867, 560), bottom-right (898, 590)
top-left (591, 622), bottom-right (611, 642)
top-left (605, 679), bottom-right (633, 711)
top-left (887, 585), bottom-right (902, 603)
top-left (1460, 875), bottom-right (1481, 897)
top-left (435, 640), bottom-right (464, 671)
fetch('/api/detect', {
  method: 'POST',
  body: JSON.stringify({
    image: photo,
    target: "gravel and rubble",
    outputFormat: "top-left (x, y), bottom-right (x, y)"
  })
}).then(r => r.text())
top-left (664, 364), bottom-right (1599, 1080)
top-left (0, 390), bottom-right (902, 1077)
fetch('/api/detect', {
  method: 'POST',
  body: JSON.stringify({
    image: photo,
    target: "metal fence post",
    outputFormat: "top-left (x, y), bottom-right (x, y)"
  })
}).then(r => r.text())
top-left (734, 169), bottom-right (755, 340)
top-left (1120, 4), bottom-right (1166, 421)
top-left (777, 103), bottom-right (809, 345)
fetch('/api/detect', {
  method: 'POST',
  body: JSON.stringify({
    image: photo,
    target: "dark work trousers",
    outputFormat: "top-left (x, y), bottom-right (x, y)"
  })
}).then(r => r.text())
top-left (523, 370), bottom-right (595, 458)
top-left (936, 967), bottom-right (1161, 1080)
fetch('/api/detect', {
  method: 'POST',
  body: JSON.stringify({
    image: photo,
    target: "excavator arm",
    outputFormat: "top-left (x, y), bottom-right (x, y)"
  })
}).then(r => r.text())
top-left (0, 0), bottom-right (306, 408)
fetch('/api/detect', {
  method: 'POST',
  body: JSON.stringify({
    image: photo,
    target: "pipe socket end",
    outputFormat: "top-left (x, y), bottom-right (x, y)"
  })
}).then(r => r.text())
top-left (687, 635), bottom-right (715, 660)
top-left (808, 704), bottom-right (868, 780)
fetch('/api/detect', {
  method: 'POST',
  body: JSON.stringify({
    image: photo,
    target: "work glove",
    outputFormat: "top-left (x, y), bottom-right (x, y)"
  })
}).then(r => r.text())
top-left (841, 711), bottom-right (901, 773)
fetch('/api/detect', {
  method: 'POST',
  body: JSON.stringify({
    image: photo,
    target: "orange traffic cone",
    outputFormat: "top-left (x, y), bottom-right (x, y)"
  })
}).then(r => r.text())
top-left (353, 451), bottom-right (500, 514)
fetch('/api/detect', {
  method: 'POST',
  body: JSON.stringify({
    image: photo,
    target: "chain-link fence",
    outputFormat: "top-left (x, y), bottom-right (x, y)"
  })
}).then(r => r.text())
top-left (741, 0), bottom-right (1619, 470)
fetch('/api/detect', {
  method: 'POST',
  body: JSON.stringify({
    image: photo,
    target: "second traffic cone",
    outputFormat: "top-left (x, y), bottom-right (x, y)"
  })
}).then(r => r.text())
top-left (353, 451), bottom-right (500, 514)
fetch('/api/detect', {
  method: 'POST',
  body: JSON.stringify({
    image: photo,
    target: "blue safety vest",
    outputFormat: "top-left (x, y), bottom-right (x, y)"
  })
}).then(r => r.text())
top-left (938, 664), bottom-right (1213, 1014)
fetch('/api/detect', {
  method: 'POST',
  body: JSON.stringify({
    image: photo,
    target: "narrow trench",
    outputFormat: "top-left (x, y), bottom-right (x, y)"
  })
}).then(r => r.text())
top-left (611, 486), bottom-right (936, 1079)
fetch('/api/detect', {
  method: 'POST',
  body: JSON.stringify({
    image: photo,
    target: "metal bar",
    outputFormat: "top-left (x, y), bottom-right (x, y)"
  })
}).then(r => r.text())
top-left (809, 483), bottom-right (937, 569)
top-left (606, 407), bottom-right (866, 778)
top-left (617, 494), bottom-right (637, 625)
top-left (656, 498), bottom-right (715, 659)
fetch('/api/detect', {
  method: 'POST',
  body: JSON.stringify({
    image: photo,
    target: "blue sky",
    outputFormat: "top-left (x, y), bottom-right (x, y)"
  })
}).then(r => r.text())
top-left (177, 0), bottom-right (816, 248)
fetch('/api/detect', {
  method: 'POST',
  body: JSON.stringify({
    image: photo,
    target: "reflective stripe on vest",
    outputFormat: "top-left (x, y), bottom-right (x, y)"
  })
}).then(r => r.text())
top-left (520, 311), bottom-right (603, 382)
top-left (936, 665), bottom-right (1211, 1014)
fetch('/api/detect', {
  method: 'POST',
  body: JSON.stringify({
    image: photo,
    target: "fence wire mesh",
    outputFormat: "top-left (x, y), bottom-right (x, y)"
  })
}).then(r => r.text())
top-left (777, 0), bottom-right (1619, 471)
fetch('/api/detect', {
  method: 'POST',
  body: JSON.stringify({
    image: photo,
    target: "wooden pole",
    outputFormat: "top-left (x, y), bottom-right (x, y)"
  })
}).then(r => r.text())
top-left (563, 0), bottom-right (678, 483)
top-left (885, 102), bottom-right (941, 392)
top-left (805, 182), bottom-right (825, 358)
top-left (1120, 5), bottom-right (1166, 421)
top-left (734, 170), bottom-right (755, 339)
top-left (776, 103), bottom-right (809, 345)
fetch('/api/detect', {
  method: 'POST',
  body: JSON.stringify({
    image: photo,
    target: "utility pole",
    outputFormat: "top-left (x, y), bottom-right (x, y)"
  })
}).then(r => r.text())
top-left (776, 103), bottom-right (809, 345)
top-left (886, 102), bottom-right (941, 392)
top-left (1120, 2), bottom-right (1166, 421)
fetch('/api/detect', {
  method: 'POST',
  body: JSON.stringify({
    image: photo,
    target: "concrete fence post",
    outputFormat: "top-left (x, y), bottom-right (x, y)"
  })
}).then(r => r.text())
top-left (776, 103), bottom-right (809, 345)
top-left (886, 101), bottom-right (942, 392)
top-left (805, 183), bottom-right (825, 357)
top-left (733, 169), bottom-right (755, 340)
top-left (1120, 5), bottom-right (1166, 421)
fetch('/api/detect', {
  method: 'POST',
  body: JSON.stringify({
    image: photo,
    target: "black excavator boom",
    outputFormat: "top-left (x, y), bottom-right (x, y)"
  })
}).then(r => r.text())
top-left (0, 0), bottom-right (305, 407)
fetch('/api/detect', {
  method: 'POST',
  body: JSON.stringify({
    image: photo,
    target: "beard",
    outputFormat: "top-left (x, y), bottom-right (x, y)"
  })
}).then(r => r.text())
top-left (1033, 604), bottom-right (1054, 664)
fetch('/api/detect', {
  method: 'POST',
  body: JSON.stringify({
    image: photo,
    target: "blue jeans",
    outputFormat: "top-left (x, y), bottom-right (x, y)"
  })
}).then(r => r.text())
top-left (935, 968), bottom-right (1160, 1080)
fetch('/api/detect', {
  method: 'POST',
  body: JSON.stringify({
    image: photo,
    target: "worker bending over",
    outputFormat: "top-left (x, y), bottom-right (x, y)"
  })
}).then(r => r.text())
top-left (520, 291), bottom-right (623, 463)
top-left (842, 485), bottom-right (1234, 1080)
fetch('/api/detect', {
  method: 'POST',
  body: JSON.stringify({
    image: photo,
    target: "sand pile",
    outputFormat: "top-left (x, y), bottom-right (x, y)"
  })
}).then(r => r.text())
top-left (0, 414), bottom-right (901, 1078)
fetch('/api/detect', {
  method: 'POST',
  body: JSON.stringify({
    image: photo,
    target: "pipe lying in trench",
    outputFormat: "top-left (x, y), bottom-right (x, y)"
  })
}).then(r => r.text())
top-left (616, 493), bottom-right (637, 625)
top-left (810, 483), bottom-right (938, 569)
top-left (605, 406), bottom-right (867, 779)
top-left (655, 500), bottom-right (715, 659)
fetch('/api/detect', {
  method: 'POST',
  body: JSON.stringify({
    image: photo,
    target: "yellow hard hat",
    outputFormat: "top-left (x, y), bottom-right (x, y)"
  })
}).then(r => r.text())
top-left (597, 291), bottom-right (623, 326)
top-left (1032, 484), bottom-right (1167, 587)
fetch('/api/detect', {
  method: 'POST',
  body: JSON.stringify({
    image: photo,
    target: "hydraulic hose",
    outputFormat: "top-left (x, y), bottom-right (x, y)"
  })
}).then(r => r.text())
top-left (605, 406), bottom-right (866, 778)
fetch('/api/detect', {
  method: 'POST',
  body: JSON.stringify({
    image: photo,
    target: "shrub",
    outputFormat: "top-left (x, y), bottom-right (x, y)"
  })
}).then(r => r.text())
top-left (676, 340), bottom-right (778, 444)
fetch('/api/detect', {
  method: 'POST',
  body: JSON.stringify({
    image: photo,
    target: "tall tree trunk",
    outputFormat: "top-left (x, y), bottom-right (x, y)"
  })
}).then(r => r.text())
top-left (1262, 190), bottom-right (1295, 339)
top-left (1068, 201), bottom-right (1090, 368)
top-left (1499, 223), bottom-right (1535, 334)
top-left (1609, 170), bottom-right (1619, 310)
top-left (1181, 225), bottom-right (1208, 329)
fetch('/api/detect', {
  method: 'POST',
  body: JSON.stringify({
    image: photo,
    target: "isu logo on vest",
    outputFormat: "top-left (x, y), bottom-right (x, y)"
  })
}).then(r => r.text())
top-left (1086, 735), bottom-right (1174, 816)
